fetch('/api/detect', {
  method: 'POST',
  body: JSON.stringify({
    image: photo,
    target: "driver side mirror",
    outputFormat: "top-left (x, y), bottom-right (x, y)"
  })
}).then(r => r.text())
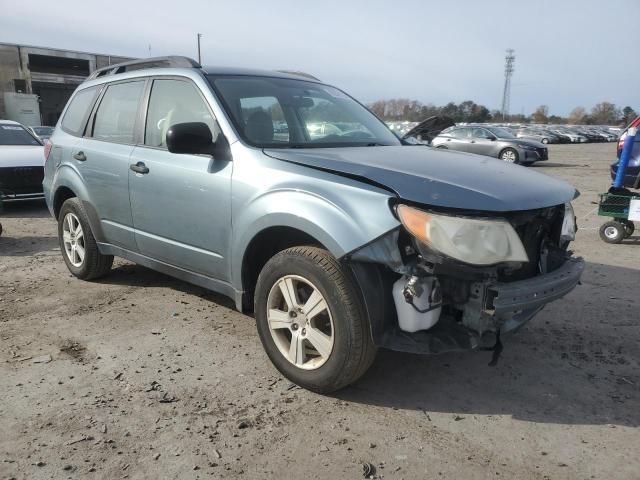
top-left (489, 135), bottom-right (496, 141)
top-left (166, 122), bottom-right (232, 161)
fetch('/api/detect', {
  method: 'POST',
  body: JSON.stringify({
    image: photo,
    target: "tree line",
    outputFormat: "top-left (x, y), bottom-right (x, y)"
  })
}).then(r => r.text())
top-left (368, 98), bottom-right (637, 126)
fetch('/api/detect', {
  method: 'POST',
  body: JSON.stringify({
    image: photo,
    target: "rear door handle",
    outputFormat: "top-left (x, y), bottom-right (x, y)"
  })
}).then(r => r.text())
top-left (73, 151), bottom-right (86, 161)
top-left (130, 161), bottom-right (149, 174)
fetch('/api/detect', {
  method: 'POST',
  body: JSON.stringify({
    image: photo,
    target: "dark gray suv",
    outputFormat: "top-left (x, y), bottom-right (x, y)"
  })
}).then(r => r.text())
top-left (43, 56), bottom-right (582, 392)
top-left (432, 125), bottom-right (549, 164)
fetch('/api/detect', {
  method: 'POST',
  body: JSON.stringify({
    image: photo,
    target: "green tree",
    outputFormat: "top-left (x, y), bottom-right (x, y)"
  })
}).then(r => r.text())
top-left (622, 106), bottom-right (637, 125)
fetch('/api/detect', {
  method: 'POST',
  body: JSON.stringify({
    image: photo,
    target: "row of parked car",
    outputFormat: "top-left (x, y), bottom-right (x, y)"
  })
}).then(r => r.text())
top-left (503, 124), bottom-right (619, 144)
top-left (389, 121), bottom-right (621, 145)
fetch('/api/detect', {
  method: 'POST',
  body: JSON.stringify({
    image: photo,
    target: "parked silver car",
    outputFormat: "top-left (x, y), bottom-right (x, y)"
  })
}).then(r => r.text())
top-left (43, 57), bottom-right (582, 392)
top-left (431, 125), bottom-right (548, 164)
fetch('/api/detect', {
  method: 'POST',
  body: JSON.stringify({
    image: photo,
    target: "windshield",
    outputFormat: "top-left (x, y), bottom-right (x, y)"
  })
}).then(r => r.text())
top-left (486, 127), bottom-right (516, 139)
top-left (0, 124), bottom-right (42, 146)
top-left (209, 75), bottom-right (401, 148)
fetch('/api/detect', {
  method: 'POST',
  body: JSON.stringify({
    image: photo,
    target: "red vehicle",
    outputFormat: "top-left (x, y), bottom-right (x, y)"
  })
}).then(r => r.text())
top-left (611, 116), bottom-right (640, 188)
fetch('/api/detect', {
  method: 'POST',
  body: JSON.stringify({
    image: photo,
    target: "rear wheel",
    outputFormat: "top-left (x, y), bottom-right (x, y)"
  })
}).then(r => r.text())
top-left (254, 246), bottom-right (376, 393)
top-left (58, 198), bottom-right (113, 279)
top-left (541, 138), bottom-right (549, 144)
top-left (500, 148), bottom-right (519, 164)
top-left (599, 221), bottom-right (625, 244)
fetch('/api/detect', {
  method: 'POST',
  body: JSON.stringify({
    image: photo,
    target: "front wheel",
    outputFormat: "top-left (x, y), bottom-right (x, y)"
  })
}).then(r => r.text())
top-left (541, 138), bottom-right (549, 144)
top-left (500, 148), bottom-right (519, 164)
top-left (254, 246), bottom-right (376, 393)
top-left (621, 220), bottom-right (635, 238)
top-left (58, 198), bottom-right (113, 279)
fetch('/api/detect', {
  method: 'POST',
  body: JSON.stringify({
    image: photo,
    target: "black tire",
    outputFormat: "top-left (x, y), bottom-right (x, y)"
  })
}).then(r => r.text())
top-left (499, 147), bottom-right (520, 164)
top-left (621, 220), bottom-right (635, 238)
top-left (254, 246), bottom-right (376, 393)
top-left (541, 138), bottom-right (549, 144)
top-left (58, 198), bottom-right (113, 280)
top-left (599, 221), bottom-right (625, 244)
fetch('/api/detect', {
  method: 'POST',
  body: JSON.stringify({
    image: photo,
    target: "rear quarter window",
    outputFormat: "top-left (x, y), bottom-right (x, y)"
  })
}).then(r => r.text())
top-left (60, 86), bottom-right (99, 136)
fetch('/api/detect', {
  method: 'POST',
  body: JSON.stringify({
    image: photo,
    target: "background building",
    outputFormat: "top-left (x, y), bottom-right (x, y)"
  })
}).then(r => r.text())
top-left (0, 42), bottom-right (133, 125)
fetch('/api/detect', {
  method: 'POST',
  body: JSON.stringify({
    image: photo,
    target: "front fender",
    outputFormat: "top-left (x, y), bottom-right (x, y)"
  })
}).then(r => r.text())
top-left (231, 186), bottom-right (400, 291)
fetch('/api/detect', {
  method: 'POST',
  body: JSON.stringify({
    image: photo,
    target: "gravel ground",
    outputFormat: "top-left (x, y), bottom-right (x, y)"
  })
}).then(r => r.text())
top-left (1, 143), bottom-right (638, 480)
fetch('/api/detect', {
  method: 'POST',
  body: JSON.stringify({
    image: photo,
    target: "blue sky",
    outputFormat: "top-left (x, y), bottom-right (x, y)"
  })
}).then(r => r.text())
top-left (1, 0), bottom-right (638, 115)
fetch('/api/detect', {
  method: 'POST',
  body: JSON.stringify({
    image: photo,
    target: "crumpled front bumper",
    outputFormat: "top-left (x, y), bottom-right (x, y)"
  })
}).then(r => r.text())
top-left (486, 256), bottom-right (585, 333)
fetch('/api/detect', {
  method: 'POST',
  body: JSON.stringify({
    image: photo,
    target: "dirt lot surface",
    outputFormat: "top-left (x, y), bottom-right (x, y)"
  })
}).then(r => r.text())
top-left (1, 143), bottom-right (639, 480)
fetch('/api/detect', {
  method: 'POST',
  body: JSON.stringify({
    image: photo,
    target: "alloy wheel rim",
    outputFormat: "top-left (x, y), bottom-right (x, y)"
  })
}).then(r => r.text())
top-left (266, 275), bottom-right (335, 370)
top-left (62, 213), bottom-right (86, 267)
top-left (502, 150), bottom-right (516, 162)
top-left (604, 226), bottom-right (619, 239)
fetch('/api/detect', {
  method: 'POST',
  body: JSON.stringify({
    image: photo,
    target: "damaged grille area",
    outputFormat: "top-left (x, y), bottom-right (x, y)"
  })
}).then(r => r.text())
top-left (498, 205), bottom-right (564, 282)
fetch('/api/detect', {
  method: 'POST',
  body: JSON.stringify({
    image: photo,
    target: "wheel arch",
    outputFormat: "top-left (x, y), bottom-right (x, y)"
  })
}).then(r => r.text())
top-left (239, 225), bottom-right (328, 311)
top-left (51, 166), bottom-right (105, 241)
top-left (231, 189), bottom-right (399, 312)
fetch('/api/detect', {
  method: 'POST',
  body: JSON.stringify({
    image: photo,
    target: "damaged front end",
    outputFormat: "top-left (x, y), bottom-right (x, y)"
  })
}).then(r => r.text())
top-left (345, 202), bottom-right (584, 360)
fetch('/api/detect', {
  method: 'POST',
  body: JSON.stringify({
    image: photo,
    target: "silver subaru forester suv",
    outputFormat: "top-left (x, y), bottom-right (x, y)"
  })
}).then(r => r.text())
top-left (43, 56), bottom-right (584, 393)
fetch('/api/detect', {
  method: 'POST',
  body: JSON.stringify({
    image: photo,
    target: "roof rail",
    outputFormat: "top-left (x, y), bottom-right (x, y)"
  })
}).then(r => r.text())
top-left (87, 56), bottom-right (201, 80)
top-left (276, 70), bottom-right (321, 81)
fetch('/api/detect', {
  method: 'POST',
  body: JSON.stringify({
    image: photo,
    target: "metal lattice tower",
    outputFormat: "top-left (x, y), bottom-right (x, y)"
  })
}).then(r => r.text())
top-left (501, 49), bottom-right (515, 120)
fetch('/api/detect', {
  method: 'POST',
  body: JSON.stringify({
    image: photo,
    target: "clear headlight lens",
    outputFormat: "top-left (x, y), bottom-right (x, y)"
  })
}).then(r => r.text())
top-left (397, 205), bottom-right (529, 265)
top-left (561, 202), bottom-right (576, 241)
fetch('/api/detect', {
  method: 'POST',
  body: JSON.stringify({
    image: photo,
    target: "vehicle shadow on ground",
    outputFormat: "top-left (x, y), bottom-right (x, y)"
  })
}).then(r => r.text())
top-left (0, 200), bottom-right (49, 218)
top-left (338, 261), bottom-right (639, 428)
top-left (97, 262), bottom-right (237, 310)
top-left (0, 236), bottom-right (59, 256)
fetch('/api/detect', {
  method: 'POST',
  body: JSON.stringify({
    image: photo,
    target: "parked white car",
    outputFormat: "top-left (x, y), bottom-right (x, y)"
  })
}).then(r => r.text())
top-left (0, 120), bottom-right (46, 201)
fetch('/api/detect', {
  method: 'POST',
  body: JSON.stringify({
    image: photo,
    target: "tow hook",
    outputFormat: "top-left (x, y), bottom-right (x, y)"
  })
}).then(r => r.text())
top-left (480, 330), bottom-right (503, 367)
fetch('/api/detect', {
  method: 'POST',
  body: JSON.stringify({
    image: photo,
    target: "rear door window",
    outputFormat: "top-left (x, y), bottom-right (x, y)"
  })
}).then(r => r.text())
top-left (92, 81), bottom-right (145, 144)
top-left (60, 86), bottom-right (99, 136)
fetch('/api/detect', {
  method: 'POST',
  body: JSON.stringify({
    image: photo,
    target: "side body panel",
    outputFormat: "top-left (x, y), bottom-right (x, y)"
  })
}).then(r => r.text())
top-left (128, 147), bottom-right (232, 280)
top-left (229, 145), bottom-right (400, 295)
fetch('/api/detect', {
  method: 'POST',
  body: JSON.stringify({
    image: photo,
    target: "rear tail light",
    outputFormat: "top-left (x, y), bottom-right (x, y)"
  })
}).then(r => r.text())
top-left (44, 140), bottom-right (53, 162)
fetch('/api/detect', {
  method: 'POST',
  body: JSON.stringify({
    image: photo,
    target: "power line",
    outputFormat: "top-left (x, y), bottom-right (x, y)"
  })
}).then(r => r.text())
top-left (501, 49), bottom-right (515, 120)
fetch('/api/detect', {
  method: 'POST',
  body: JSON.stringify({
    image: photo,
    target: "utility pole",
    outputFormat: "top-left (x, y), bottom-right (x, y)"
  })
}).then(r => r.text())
top-left (196, 33), bottom-right (203, 64)
top-left (501, 49), bottom-right (515, 121)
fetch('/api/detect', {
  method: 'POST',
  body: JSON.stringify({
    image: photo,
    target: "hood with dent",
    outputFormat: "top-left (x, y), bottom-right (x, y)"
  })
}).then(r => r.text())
top-left (264, 146), bottom-right (578, 212)
top-left (0, 145), bottom-right (45, 167)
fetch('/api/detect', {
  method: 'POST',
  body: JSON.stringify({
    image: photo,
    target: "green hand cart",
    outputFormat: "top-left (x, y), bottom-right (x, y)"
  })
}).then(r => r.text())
top-left (598, 192), bottom-right (638, 243)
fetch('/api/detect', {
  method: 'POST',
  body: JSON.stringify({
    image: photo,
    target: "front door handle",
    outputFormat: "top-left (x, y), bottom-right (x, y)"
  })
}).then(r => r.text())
top-left (73, 151), bottom-right (86, 161)
top-left (130, 162), bottom-right (149, 174)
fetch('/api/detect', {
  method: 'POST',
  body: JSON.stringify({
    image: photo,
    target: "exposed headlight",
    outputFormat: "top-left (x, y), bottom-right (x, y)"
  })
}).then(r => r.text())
top-left (521, 144), bottom-right (537, 150)
top-left (396, 205), bottom-right (529, 265)
top-left (561, 202), bottom-right (576, 242)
